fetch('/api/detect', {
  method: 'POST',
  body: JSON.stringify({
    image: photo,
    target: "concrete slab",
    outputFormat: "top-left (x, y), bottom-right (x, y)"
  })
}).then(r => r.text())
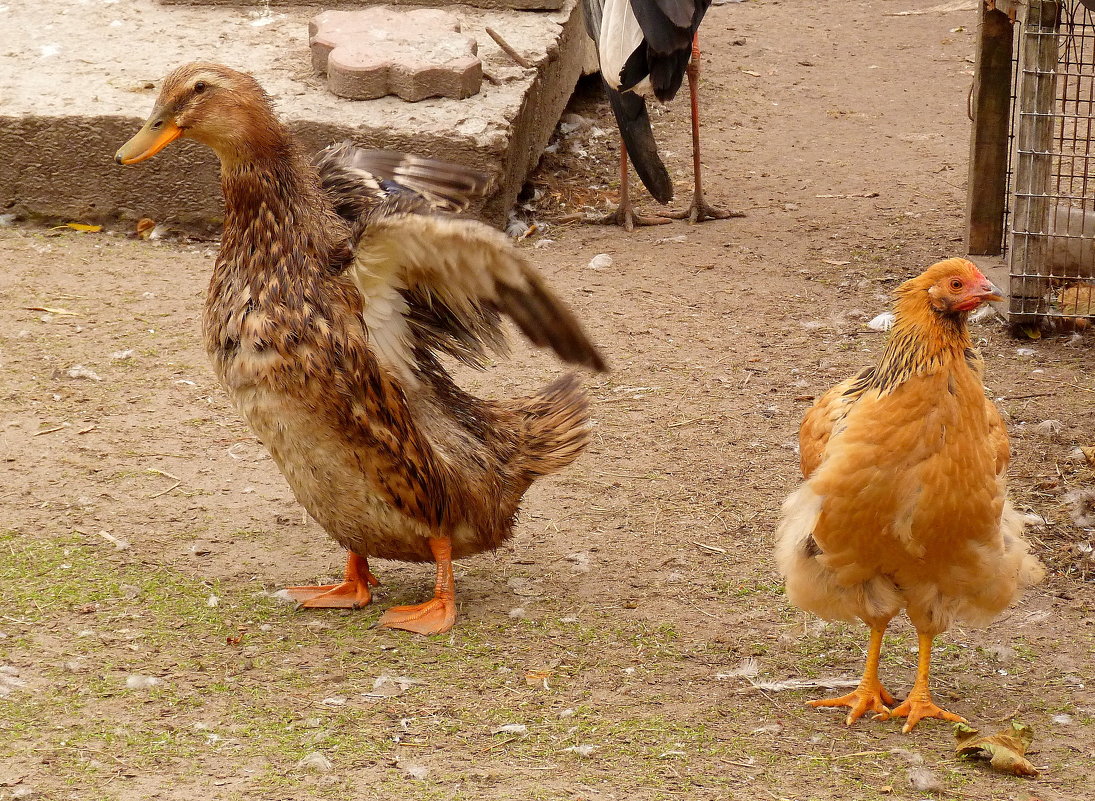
top-left (0, 0), bottom-right (587, 227)
top-left (309, 8), bottom-right (482, 102)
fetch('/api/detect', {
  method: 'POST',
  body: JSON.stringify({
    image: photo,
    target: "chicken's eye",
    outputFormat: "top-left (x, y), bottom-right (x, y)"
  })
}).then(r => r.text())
top-left (949, 278), bottom-right (963, 291)
top-left (194, 81), bottom-right (207, 94)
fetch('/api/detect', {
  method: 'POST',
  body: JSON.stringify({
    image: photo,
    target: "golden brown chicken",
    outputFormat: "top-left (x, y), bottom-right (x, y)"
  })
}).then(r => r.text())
top-left (776, 258), bottom-right (1044, 732)
top-left (115, 63), bottom-right (607, 635)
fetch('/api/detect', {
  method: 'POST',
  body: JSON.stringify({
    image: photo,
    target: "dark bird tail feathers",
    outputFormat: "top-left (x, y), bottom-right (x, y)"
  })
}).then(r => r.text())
top-left (605, 82), bottom-right (674, 204)
top-left (514, 374), bottom-right (593, 479)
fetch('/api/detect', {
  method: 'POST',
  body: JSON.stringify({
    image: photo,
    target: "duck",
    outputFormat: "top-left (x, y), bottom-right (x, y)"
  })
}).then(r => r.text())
top-left (115, 62), bottom-right (608, 635)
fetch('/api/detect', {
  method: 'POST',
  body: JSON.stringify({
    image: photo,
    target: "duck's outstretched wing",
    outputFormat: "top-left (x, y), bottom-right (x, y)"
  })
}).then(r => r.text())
top-left (314, 141), bottom-right (493, 218)
top-left (347, 197), bottom-right (608, 381)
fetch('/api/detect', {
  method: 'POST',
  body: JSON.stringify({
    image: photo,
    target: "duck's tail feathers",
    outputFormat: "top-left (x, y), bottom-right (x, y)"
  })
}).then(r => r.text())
top-left (514, 374), bottom-right (594, 479)
top-left (605, 82), bottom-right (673, 204)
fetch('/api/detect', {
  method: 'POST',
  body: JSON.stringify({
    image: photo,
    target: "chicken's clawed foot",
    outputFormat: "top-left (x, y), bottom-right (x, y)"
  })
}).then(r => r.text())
top-left (809, 681), bottom-right (897, 726)
top-left (890, 691), bottom-right (967, 734)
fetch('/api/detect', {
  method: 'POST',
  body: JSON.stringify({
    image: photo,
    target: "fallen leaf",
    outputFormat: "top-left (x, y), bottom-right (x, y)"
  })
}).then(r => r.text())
top-left (136, 218), bottom-right (156, 239)
top-left (59, 223), bottom-right (102, 233)
top-left (954, 721), bottom-right (1039, 777)
top-left (1081, 445), bottom-right (1095, 468)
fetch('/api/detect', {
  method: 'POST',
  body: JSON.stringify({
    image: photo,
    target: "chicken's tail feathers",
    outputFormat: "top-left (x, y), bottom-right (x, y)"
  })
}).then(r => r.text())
top-left (513, 374), bottom-right (594, 479)
top-left (605, 83), bottom-right (674, 205)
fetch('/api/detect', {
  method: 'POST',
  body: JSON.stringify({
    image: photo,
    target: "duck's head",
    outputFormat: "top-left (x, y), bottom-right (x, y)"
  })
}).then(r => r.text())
top-left (115, 62), bottom-right (278, 166)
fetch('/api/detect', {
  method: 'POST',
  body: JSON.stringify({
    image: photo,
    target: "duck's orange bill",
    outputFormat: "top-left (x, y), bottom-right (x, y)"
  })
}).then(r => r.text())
top-left (115, 118), bottom-right (182, 165)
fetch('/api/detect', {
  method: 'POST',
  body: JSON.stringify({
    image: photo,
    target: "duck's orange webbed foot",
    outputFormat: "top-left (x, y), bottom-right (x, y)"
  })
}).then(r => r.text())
top-left (890, 692), bottom-right (966, 734)
top-left (280, 552), bottom-right (378, 609)
top-left (377, 535), bottom-right (457, 636)
top-left (809, 680), bottom-right (897, 725)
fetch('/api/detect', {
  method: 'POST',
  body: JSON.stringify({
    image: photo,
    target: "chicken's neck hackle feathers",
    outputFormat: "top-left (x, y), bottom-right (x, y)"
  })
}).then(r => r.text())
top-left (869, 263), bottom-right (978, 396)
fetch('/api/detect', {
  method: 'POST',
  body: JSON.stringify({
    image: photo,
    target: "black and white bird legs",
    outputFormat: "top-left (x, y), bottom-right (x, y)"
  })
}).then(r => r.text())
top-left (667, 34), bottom-right (744, 224)
top-left (600, 142), bottom-right (673, 231)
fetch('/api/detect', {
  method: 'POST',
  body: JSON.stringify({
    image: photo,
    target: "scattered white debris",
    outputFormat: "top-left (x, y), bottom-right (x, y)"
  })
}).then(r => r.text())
top-left (400, 762), bottom-right (430, 780)
top-left (558, 708), bottom-right (575, 718)
top-left (867, 311), bottom-right (896, 331)
top-left (559, 113), bottom-right (593, 136)
top-left (1052, 713), bottom-right (1074, 725)
top-left (0, 665), bottom-right (26, 698)
top-left (296, 752), bottom-right (332, 773)
top-left (365, 675), bottom-right (421, 698)
top-left (0, 213), bottom-right (16, 227)
top-left (623, 667), bottom-right (636, 676)
top-left (39, 43), bottom-right (60, 58)
top-left (10, 785), bottom-right (35, 800)
top-left (508, 607), bottom-right (526, 619)
top-left (751, 723), bottom-right (782, 735)
top-left (125, 674), bottom-right (161, 689)
top-left (66, 364), bottom-right (102, 381)
top-left (563, 744), bottom-right (598, 757)
top-left (748, 677), bottom-right (859, 692)
top-left (587, 253), bottom-right (613, 271)
top-left (908, 766), bottom-right (944, 793)
top-left (565, 551), bottom-right (591, 574)
top-left (1033, 419), bottom-right (1063, 436)
top-left (716, 657), bottom-right (760, 680)
top-left (1064, 488), bottom-right (1095, 528)
top-left (659, 749), bottom-right (687, 758)
top-left (557, 616), bottom-right (579, 624)
top-left (96, 530), bottom-right (130, 551)
top-left (491, 723), bottom-right (528, 736)
top-left (532, 239), bottom-right (556, 249)
top-left (970, 304), bottom-right (999, 323)
top-left (1016, 347), bottom-right (1036, 357)
top-left (655, 234), bottom-right (687, 244)
top-left (320, 696), bottom-right (347, 706)
top-left (110, 349), bottom-right (135, 361)
top-left (984, 644), bottom-right (1015, 663)
top-left (890, 747), bottom-right (924, 765)
top-left (206, 594), bottom-right (220, 608)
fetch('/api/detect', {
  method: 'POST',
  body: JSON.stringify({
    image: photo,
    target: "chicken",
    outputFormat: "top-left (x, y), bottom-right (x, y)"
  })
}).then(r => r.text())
top-left (776, 258), bottom-right (1044, 732)
top-left (115, 63), bottom-right (607, 635)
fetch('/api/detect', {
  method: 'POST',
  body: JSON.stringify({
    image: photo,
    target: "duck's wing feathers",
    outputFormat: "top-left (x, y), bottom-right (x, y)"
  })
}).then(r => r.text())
top-left (798, 367), bottom-right (874, 479)
top-left (348, 197), bottom-right (607, 381)
top-left (314, 141), bottom-right (492, 216)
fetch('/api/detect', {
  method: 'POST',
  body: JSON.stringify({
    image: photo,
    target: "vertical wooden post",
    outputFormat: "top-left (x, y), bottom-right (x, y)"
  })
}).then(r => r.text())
top-left (966, 2), bottom-right (1014, 255)
top-left (1010, 0), bottom-right (1060, 320)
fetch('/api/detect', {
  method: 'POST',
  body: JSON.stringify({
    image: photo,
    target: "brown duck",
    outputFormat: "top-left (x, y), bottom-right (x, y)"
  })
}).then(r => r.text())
top-left (116, 63), bottom-right (607, 634)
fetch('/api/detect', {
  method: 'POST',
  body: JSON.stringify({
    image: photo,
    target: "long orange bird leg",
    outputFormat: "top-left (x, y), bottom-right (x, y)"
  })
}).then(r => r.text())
top-left (809, 626), bottom-right (897, 725)
top-left (281, 551), bottom-right (379, 609)
top-left (890, 632), bottom-right (967, 733)
top-left (377, 536), bottom-right (457, 635)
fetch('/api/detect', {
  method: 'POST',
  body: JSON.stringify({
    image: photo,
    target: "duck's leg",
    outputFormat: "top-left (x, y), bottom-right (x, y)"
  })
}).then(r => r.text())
top-left (377, 536), bottom-right (456, 635)
top-left (599, 144), bottom-right (673, 232)
top-left (808, 624), bottom-right (897, 725)
top-left (890, 632), bottom-right (967, 733)
top-left (280, 551), bottom-right (379, 609)
top-left (666, 33), bottom-right (744, 225)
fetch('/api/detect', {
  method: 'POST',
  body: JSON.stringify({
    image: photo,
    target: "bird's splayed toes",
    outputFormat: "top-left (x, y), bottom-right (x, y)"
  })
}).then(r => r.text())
top-left (597, 204), bottom-right (672, 232)
top-left (279, 552), bottom-right (379, 608)
top-left (890, 693), bottom-right (967, 733)
top-left (808, 681), bottom-right (897, 726)
top-left (666, 196), bottom-right (746, 224)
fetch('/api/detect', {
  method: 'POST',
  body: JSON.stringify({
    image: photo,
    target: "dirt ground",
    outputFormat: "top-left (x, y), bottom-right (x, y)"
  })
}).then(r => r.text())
top-left (2, 1), bottom-right (1094, 800)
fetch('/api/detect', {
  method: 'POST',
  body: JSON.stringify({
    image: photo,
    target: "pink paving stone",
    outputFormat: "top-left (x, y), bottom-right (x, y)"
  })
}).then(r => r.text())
top-left (309, 8), bottom-right (483, 102)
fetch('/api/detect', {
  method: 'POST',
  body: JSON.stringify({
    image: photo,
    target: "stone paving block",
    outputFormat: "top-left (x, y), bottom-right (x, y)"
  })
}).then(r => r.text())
top-left (310, 8), bottom-right (482, 102)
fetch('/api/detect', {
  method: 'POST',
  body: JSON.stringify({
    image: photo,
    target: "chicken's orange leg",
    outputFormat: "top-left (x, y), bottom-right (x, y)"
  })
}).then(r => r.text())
top-left (667, 33), bottom-right (744, 224)
top-left (377, 536), bottom-right (456, 635)
top-left (890, 632), bottom-right (967, 733)
top-left (281, 551), bottom-right (379, 609)
top-left (808, 626), bottom-right (897, 725)
top-left (599, 144), bottom-right (673, 231)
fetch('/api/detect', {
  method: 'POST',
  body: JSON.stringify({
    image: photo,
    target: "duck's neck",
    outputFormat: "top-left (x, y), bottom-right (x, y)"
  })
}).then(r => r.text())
top-left (871, 291), bottom-right (974, 392)
top-left (215, 128), bottom-right (343, 285)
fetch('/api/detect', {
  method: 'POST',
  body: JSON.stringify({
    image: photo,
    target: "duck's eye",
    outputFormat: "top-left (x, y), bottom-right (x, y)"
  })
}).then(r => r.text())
top-left (949, 278), bottom-right (963, 291)
top-left (194, 81), bottom-right (207, 94)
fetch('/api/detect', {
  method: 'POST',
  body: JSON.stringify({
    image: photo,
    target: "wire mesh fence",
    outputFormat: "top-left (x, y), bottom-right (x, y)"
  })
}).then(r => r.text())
top-left (1009, 0), bottom-right (1095, 326)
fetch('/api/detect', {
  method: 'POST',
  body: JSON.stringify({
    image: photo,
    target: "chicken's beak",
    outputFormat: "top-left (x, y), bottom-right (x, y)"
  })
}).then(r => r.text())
top-left (977, 281), bottom-right (1005, 304)
top-left (115, 113), bottom-right (182, 165)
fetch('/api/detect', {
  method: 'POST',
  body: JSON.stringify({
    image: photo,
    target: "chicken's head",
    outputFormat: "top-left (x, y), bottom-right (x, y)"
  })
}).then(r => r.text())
top-left (907, 258), bottom-right (1004, 316)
